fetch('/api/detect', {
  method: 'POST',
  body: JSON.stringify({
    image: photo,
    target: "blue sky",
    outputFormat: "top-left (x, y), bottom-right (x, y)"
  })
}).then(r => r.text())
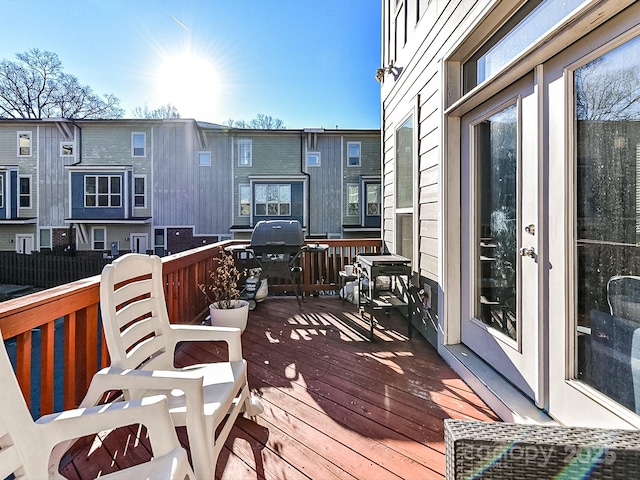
top-left (0, 0), bottom-right (381, 129)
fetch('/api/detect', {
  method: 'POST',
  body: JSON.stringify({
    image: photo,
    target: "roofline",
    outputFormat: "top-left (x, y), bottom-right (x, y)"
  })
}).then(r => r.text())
top-left (0, 117), bottom-right (380, 133)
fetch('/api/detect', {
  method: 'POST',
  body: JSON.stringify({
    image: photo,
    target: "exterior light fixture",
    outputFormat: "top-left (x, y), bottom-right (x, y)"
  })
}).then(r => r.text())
top-left (375, 60), bottom-right (400, 83)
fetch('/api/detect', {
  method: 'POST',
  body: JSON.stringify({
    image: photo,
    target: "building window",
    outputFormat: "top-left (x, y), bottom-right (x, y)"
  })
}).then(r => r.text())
top-left (237, 138), bottom-right (252, 166)
top-left (366, 183), bottom-right (381, 216)
top-left (307, 152), bottom-right (320, 167)
top-left (396, 115), bottom-right (414, 261)
top-left (239, 184), bottom-right (251, 216)
top-left (92, 227), bottom-right (106, 250)
top-left (19, 176), bottom-right (31, 208)
top-left (347, 142), bottom-right (361, 166)
top-left (254, 184), bottom-right (291, 216)
top-left (347, 184), bottom-right (359, 216)
top-left (134, 176), bottom-right (146, 208)
top-left (154, 228), bottom-right (165, 256)
top-left (463, 0), bottom-right (580, 93)
top-left (0, 175), bottom-right (3, 208)
top-left (85, 175), bottom-right (122, 207)
top-left (60, 142), bottom-right (75, 157)
top-left (39, 228), bottom-right (51, 249)
top-left (17, 131), bottom-right (32, 156)
top-left (198, 151), bottom-right (211, 166)
top-left (132, 132), bottom-right (146, 157)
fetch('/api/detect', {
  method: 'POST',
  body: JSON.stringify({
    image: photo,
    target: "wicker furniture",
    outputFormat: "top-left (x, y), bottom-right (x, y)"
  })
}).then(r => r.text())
top-left (445, 419), bottom-right (640, 479)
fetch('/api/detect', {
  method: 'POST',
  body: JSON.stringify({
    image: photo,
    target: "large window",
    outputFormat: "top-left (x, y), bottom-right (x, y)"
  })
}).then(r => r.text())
top-left (237, 139), bottom-right (252, 166)
top-left (134, 176), bottom-right (146, 208)
top-left (19, 176), bottom-right (31, 208)
top-left (0, 175), bottom-right (3, 208)
top-left (574, 35), bottom-right (640, 414)
top-left (396, 115), bottom-right (414, 260)
top-left (347, 142), bottom-right (361, 166)
top-left (132, 132), bottom-right (146, 157)
top-left (17, 131), bottom-right (31, 156)
top-left (254, 184), bottom-right (291, 216)
top-left (85, 175), bottom-right (121, 207)
top-left (463, 0), bottom-right (582, 93)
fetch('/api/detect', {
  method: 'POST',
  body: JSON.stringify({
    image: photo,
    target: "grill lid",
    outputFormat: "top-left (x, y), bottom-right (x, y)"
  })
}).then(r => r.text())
top-left (251, 220), bottom-right (304, 247)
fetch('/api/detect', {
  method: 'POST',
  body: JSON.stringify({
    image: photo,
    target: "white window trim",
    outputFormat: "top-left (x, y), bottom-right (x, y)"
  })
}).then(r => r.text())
top-left (347, 182), bottom-right (360, 217)
top-left (198, 151), bottom-right (211, 166)
top-left (38, 228), bottom-right (52, 249)
top-left (237, 138), bottom-right (252, 166)
top-left (18, 175), bottom-right (31, 209)
top-left (60, 141), bottom-right (75, 157)
top-left (131, 132), bottom-right (146, 157)
top-left (133, 175), bottom-right (147, 209)
top-left (347, 141), bottom-right (361, 167)
top-left (254, 183), bottom-right (292, 217)
top-left (84, 174), bottom-right (122, 208)
top-left (239, 183), bottom-right (251, 217)
top-left (92, 226), bottom-right (107, 250)
top-left (307, 152), bottom-right (321, 167)
top-left (0, 174), bottom-right (4, 208)
top-left (17, 131), bottom-right (32, 157)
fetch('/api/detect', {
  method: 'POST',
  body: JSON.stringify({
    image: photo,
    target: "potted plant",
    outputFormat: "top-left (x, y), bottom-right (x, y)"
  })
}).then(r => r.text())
top-left (199, 251), bottom-right (250, 332)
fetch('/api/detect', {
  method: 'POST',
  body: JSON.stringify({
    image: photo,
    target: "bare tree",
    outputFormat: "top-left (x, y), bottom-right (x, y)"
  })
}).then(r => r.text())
top-left (226, 114), bottom-right (285, 129)
top-left (132, 103), bottom-right (181, 119)
top-left (0, 48), bottom-right (124, 119)
top-left (576, 60), bottom-right (640, 121)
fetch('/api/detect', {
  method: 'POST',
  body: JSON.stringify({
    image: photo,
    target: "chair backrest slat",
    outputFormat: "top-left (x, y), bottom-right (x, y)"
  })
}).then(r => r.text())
top-left (116, 297), bottom-right (156, 329)
top-left (101, 254), bottom-right (174, 370)
top-left (112, 278), bottom-right (154, 309)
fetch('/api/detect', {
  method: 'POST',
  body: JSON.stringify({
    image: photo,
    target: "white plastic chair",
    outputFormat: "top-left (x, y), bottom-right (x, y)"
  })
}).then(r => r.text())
top-left (0, 326), bottom-right (195, 480)
top-left (82, 253), bottom-right (263, 480)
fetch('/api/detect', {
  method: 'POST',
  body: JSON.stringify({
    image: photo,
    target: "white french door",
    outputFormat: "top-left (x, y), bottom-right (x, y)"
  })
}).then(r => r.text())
top-left (460, 72), bottom-right (543, 403)
top-left (545, 13), bottom-right (640, 428)
top-left (130, 234), bottom-right (148, 254)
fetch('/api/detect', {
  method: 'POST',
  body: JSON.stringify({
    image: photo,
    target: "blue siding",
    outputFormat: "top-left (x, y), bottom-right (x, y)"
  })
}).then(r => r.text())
top-left (10, 171), bottom-right (17, 218)
top-left (0, 172), bottom-right (5, 218)
top-left (70, 172), bottom-right (127, 219)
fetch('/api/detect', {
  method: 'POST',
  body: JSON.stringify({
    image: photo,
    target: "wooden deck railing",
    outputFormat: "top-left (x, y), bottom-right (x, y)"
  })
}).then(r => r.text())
top-left (0, 238), bottom-right (381, 417)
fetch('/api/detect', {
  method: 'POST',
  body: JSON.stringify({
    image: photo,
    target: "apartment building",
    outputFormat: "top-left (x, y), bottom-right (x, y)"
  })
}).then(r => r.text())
top-left (0, 118), bottom-right (380, 256)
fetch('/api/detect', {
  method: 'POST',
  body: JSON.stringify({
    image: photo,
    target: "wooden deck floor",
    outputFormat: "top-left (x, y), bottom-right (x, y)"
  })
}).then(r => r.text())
top-left (59, 295), bottom-right (499, 480)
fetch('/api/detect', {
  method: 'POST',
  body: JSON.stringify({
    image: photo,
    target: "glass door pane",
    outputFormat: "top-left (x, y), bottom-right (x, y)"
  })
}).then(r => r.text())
top-left (575, 35), bottom-right (640, 414)
top-left (476, 104), bottom-right (518, 340)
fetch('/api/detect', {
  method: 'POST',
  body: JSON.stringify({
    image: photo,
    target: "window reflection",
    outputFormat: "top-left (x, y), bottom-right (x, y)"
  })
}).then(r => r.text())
top-left (476, 104), bottom-right (518, 340)
top-left (575, 34), bottom-right (640, 413)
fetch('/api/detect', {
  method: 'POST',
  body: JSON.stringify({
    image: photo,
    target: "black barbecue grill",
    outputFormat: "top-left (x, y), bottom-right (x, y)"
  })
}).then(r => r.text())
top-left (250, 220), bottom-right (306, 308)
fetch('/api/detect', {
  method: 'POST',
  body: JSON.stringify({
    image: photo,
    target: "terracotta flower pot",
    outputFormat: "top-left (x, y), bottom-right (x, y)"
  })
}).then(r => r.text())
top-left (209, 299), bottom-right (249, 332)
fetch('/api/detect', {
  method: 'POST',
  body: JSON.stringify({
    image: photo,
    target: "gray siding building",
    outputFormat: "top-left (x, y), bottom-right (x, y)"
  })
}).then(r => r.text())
top-left (0, 119), bottom-right (380, 255)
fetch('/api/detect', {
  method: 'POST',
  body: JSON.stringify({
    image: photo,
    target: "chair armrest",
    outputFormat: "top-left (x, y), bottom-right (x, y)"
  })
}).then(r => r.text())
top-left (38, 395), bottom-right (181, 458)
top-left (80, 367), bottom-right (206, 409)
top-left (167, 324), bottom-right (243, 361)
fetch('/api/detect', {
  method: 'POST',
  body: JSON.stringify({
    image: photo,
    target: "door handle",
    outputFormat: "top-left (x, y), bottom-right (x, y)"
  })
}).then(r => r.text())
top-left (519, 246), bottom-right (536, 258)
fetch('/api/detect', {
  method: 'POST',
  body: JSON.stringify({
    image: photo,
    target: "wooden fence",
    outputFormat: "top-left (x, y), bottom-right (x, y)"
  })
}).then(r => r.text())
top-left (0, 252), bottom-right (110, 288)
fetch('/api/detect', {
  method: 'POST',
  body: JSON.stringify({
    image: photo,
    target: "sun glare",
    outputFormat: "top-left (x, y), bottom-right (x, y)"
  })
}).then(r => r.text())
top-left (155, 51), bottom-right (222, 120)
